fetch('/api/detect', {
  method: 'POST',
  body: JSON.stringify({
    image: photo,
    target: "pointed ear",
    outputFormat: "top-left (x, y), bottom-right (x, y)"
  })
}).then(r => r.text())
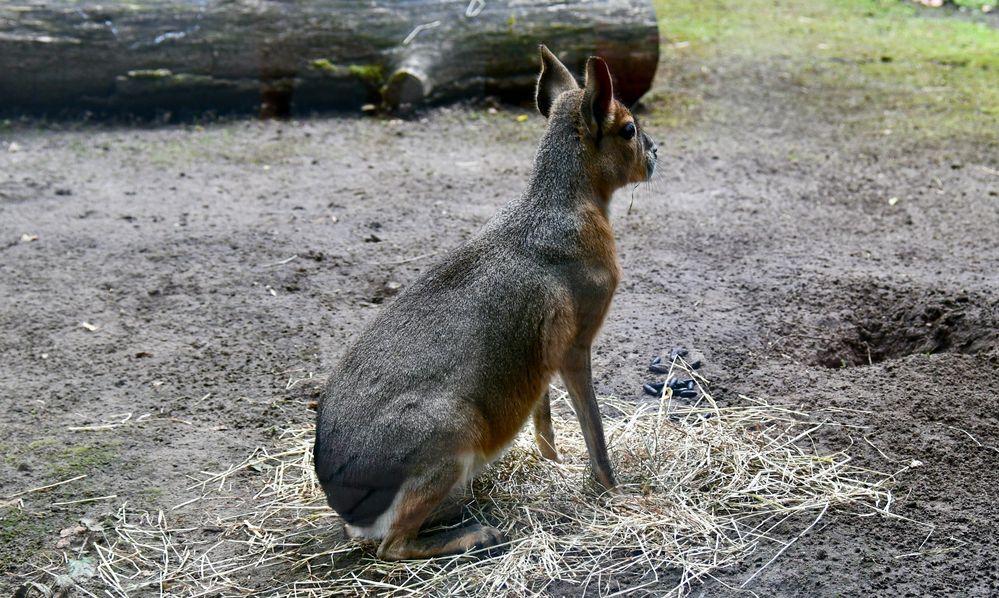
top-left (536, 45), bottom-right (578, 118)
top-left (581, 56), bottom-right (614, 141)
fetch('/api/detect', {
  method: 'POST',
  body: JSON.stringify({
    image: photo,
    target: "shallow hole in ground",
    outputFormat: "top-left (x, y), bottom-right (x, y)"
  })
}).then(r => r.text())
top-left (797, 286), bottom-right (998, 368)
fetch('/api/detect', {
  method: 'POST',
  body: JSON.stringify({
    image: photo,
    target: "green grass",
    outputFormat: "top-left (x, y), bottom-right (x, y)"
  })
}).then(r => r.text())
top-left (6, 437), bottom-right (121, 478)
top-left (27, 438), bottom-right (58, 451)
top-left (50, 443), bottom-right (120, 477)
top-left (953, 1), bottom-right (994, 10)
top-left (651, 0), bottom-right (999, 142)
top-left (0, 510), bottom-right (49, 576)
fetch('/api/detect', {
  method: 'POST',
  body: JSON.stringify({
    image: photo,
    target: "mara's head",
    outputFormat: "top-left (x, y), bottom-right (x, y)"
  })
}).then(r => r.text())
top-left (535, 45), bottom-right (657, 200)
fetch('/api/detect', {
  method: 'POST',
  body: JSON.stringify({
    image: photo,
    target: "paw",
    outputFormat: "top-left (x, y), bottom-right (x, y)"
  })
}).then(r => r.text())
top-left (462, 525), bottom-right (505, 553)
top-left (538, 445), bottom-right (563, 463)
top-left (535, 435), bottom-right (562, 463)
top-left (594, 470), bottom-right (618, 494)
top-left (599, 483), bottom-right (622, 497)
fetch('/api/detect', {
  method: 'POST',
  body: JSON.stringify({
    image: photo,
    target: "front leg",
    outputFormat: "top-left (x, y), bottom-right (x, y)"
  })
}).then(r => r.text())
top-left (560, 346), bottom-right (616, 490)
top-left (532, 391), bottom-right (562, 462)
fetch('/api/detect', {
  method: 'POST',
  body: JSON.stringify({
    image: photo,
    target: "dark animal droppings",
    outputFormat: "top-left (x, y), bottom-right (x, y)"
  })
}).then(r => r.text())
top-left (643, 381), bottom-right (666, 397)
top-left (668, 378), bottom-right (694, 392)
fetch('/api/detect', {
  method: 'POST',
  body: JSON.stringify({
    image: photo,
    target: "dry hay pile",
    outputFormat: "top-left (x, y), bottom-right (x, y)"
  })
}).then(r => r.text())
top-left (50, 362), bottom-right (905, 597)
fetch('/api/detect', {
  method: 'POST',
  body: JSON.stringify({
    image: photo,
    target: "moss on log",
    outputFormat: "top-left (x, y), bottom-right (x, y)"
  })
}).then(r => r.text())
top-left (0, 0), bottom-right (659, 116)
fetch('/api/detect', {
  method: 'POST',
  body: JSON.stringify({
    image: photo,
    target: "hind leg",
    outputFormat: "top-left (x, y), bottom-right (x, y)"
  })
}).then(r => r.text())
top-left (532, 390), bottom-right (562, 462)
top-left (421, 495), bottom-right (466, 529)
top-left (375, 458), bottom-right (504, 561)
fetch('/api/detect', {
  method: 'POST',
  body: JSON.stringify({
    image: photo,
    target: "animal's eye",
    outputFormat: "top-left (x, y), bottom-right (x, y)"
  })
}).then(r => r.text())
top-left (619, 122), bottom-right (636, 140)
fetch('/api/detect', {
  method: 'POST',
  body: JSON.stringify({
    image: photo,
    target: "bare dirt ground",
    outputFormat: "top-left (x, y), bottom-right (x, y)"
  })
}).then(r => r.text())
top-left (3, 8), bottom-right (999, 597)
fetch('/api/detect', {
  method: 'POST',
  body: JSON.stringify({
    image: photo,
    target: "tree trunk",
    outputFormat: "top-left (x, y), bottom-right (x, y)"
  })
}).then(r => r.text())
top-left (0, 0), bottom-right (659, 117)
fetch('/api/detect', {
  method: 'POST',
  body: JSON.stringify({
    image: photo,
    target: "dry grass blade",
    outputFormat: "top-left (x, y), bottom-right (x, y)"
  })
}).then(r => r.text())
top-left (80, 362), bottom-right (900, 597)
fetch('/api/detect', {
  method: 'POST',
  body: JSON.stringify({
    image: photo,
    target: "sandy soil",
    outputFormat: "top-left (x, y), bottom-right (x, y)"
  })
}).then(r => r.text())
top-left (2, 23), bottom-right (999, 597)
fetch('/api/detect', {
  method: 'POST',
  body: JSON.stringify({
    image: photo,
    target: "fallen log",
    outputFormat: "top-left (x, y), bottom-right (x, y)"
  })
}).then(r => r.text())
top-left (0, 0), bottom-right (659, 117)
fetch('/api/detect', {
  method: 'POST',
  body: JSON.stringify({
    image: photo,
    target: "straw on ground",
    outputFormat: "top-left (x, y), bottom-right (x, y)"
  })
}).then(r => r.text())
top-left (38, 360), bottom-right (909, 597)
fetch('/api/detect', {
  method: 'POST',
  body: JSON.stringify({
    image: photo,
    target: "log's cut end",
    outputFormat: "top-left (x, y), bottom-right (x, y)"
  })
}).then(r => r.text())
top-left (597, 31), bottom-right (661, 107)
top-left (383, 68), bottom-right (430, 111)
